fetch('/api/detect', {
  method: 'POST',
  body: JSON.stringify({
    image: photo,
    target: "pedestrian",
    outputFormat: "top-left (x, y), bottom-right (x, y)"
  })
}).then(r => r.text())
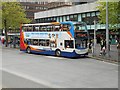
top-left (100, 37), bottom-right (106, 55)
top-left (17, 39), bottom-right (20, 46)
top-left (13, 38), bottom-right (16, 48)
top-left (89, 39), bottom-right (93, 49)
top-left (1, 38), bottom-right (5, 44)
top-left (117, 41), bottom-right (120, 49)
top-left (10, 37), bottom-right (13, 48)
top-left (100, 38), bottom-right (106, 50)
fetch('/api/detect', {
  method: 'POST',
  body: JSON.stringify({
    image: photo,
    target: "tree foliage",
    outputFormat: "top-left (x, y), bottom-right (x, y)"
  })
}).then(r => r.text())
top-left (1, 1), bottom-right (31, 47)
top-left (97, 1), bottom-right (120, 31)
top-left (0, 1), bottom-right (2, 29)
top-left (2, 2), bottom-right (31, 29)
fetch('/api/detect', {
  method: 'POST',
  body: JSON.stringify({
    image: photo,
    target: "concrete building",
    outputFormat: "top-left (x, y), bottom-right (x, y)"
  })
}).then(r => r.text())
top-left (47, 2), bottom-right (73, 10)
top-left (20, 2), bottom-right (75, 22)
top-left (20, 2), bottom-right (48, 22)
top-left (34, 1), bottom-right (119, 44)
top-left (34, 2), bottom-right (100, 38)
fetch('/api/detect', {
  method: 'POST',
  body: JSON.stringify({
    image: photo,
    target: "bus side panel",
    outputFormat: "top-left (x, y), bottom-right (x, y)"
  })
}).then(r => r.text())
top-left (30, 50), bottom-right (55, 56)
top-left (61, 51), bottom-right (88, 58)
top-left (27, 48), bottom-right (88, 58)
top-left (20, 32), bottom-right (27, 51)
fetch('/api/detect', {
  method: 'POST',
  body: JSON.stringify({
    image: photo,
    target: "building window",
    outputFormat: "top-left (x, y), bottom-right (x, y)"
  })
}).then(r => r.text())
top-left (73, 14), bottom-right (78, 21)
top-left (69, 14), bottom-right (78, 21)
top-left (78, 14), bottom-right (82, 21)
top-left (82, 15), bottom-right (90, 25)
top-left (63, 16), bottom-right (65, 22)
top-left (70, 15), bottom-right (73, 20)
top-left (91, 12), bottom-right (95, 17)
top-left (30, 2), bottom-right (36, 4)
top-left (36, 7), bottom-right (39, 9)
top-left (58, 17), bottom-right (60, 22)
top-left (36, 19), bottom-right (39, 23)
top-left (57, 17), bottom-right (59, 22)
top-left (26, 6), bottom-right (29, 9)
top-left (62, 16), bottom-right (64, 22)
top-left (87, 13), bottom-right (90, 17)
top-left (66, 16), bottom-right (69, 21)
top-left (26, 12), bottom-right (34, 17)
top-left (96, 12), bottom-right (100, 16)
top-left (82, 12), bottom-right (98, 25)
top-left (23, 6), bottom-right (26, 9)
top-left (60, 16), bottom-right (62, 22)
top-left (82, 13), bottom-right (86, 18)
top-left (47, 18), bottom-right (50, 21)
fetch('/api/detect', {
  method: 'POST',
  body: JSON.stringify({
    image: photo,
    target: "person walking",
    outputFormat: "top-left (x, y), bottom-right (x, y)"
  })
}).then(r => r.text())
top-left (117, 41), bottom-right (120, 61)
top-left (10, 37), bottom-right (13, 48)
top-left (88, 39), bottom-right (93, 53)
top-left (17, 39), bottom-right (20, 46)
top-left (117, 41), bottom-right (120, 49)
top-left (1, 38), bottom-right (4, 44)
top-left (100, 38), bottom-right (106, 55)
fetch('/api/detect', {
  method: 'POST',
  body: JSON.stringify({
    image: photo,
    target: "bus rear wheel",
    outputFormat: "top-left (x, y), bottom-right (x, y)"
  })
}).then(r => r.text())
top-left (55, 49), bottom-right (61, 56)
top-left (26, 47), bottom-right (31, 54)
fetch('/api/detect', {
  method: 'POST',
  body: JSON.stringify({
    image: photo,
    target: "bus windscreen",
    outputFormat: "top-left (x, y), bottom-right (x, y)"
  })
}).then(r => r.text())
top-left (74, 23), bottom-right (88, 49)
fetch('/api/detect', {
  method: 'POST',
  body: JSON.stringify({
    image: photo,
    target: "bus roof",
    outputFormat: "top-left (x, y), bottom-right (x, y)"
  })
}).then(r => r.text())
top-left (60, 21), bottom-right (86, 25)
top-left (22, 21), bottom-right (86, 26)
top-left (22, 22), bottom-right (60, 26)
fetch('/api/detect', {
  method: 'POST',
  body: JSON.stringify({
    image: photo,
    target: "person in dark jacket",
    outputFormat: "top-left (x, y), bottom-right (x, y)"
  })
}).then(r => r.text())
top-left (100, 38), bottom-right (106, 51)
top-left (99, 38), bottom-right (106, 55)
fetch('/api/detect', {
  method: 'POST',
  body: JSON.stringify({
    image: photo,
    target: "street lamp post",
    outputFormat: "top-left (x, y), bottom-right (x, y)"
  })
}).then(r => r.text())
top-left (106, 0), bottom-right (110, 57)
top-left (93, 20), bottom-right (97, 56)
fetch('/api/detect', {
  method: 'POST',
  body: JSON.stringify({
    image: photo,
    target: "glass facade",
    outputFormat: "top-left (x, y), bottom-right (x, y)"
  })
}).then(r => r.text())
top-left (35, 11), bottom-right (104, 30)
top-left (35, 10), bottom-right (119, 45)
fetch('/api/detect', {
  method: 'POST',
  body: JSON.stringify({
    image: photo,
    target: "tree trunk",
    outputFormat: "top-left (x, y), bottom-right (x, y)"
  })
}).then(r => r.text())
top-left (4, 19), bottom-right (8, 47)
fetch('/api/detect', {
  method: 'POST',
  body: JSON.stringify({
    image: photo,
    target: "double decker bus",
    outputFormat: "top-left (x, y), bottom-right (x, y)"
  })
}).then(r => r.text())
top-left (20, 21), bottom-right (89, 58)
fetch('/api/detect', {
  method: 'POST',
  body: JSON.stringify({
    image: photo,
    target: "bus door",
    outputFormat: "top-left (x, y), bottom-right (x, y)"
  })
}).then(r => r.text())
top-left (64, 40), bottom-right (74, 51)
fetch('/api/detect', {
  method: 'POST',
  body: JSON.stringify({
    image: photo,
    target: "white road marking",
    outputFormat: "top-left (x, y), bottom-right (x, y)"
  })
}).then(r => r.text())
top-left (102, 60), bottom-right (119, 66)
top-left (45, 56), bottom-right (65, 59)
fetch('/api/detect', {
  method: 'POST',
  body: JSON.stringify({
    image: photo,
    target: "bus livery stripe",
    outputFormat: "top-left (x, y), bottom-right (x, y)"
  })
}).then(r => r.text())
top-left (67, 31), bottom-right (72, 38)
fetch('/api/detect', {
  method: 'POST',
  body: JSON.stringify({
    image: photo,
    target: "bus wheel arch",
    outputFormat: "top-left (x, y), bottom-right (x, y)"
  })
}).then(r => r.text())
top-left (26, 46), bottom-right (31, 54)
top-left (55, 49), bottom-right (61, 56)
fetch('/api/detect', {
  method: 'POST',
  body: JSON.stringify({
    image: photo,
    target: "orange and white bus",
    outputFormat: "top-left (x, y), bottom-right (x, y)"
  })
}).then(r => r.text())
top-left (20, 21), bottom-right (89, 58)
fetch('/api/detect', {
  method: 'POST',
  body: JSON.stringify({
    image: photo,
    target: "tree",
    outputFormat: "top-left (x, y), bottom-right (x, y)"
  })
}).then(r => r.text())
top-left (1, 2), bottom-right (31, 47)
top-left (0, 14), bottom-right (1, 30)
top-left (97, 1), bottom-right (120, 32)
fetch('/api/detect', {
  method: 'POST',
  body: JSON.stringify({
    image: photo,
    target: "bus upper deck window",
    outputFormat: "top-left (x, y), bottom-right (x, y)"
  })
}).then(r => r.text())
top-left (63, 24), bottom-right (70, 31)
top-left (54, 25), bottom-right (60, 31)
top-left (33, 26), bottom-right (35, 31)
top-left (23, 27), bottom-right (28, 32)
top-left (39, 26), bottom-right (42, 31)
top-left (22, 27), bottom-right (25, 31)
top-left (59, 24), bottom-right (63, 31)
top-left (34, 26), bottom-right (39, 32)
top-left (75, 26), bottom-right (79, 30)
top-left (28, 26), bottom-right (33, 31)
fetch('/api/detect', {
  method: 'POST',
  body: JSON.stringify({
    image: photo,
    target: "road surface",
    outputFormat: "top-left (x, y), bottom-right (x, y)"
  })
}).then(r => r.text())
top-left (1, 46), bottom-right (118, 88)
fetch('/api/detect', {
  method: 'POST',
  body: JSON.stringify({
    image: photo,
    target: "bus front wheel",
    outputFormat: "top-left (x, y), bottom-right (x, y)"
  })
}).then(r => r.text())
top-left (55, 49), bottom-right (61, 56)
top-left (26, 47), bottom-right (31, 54)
